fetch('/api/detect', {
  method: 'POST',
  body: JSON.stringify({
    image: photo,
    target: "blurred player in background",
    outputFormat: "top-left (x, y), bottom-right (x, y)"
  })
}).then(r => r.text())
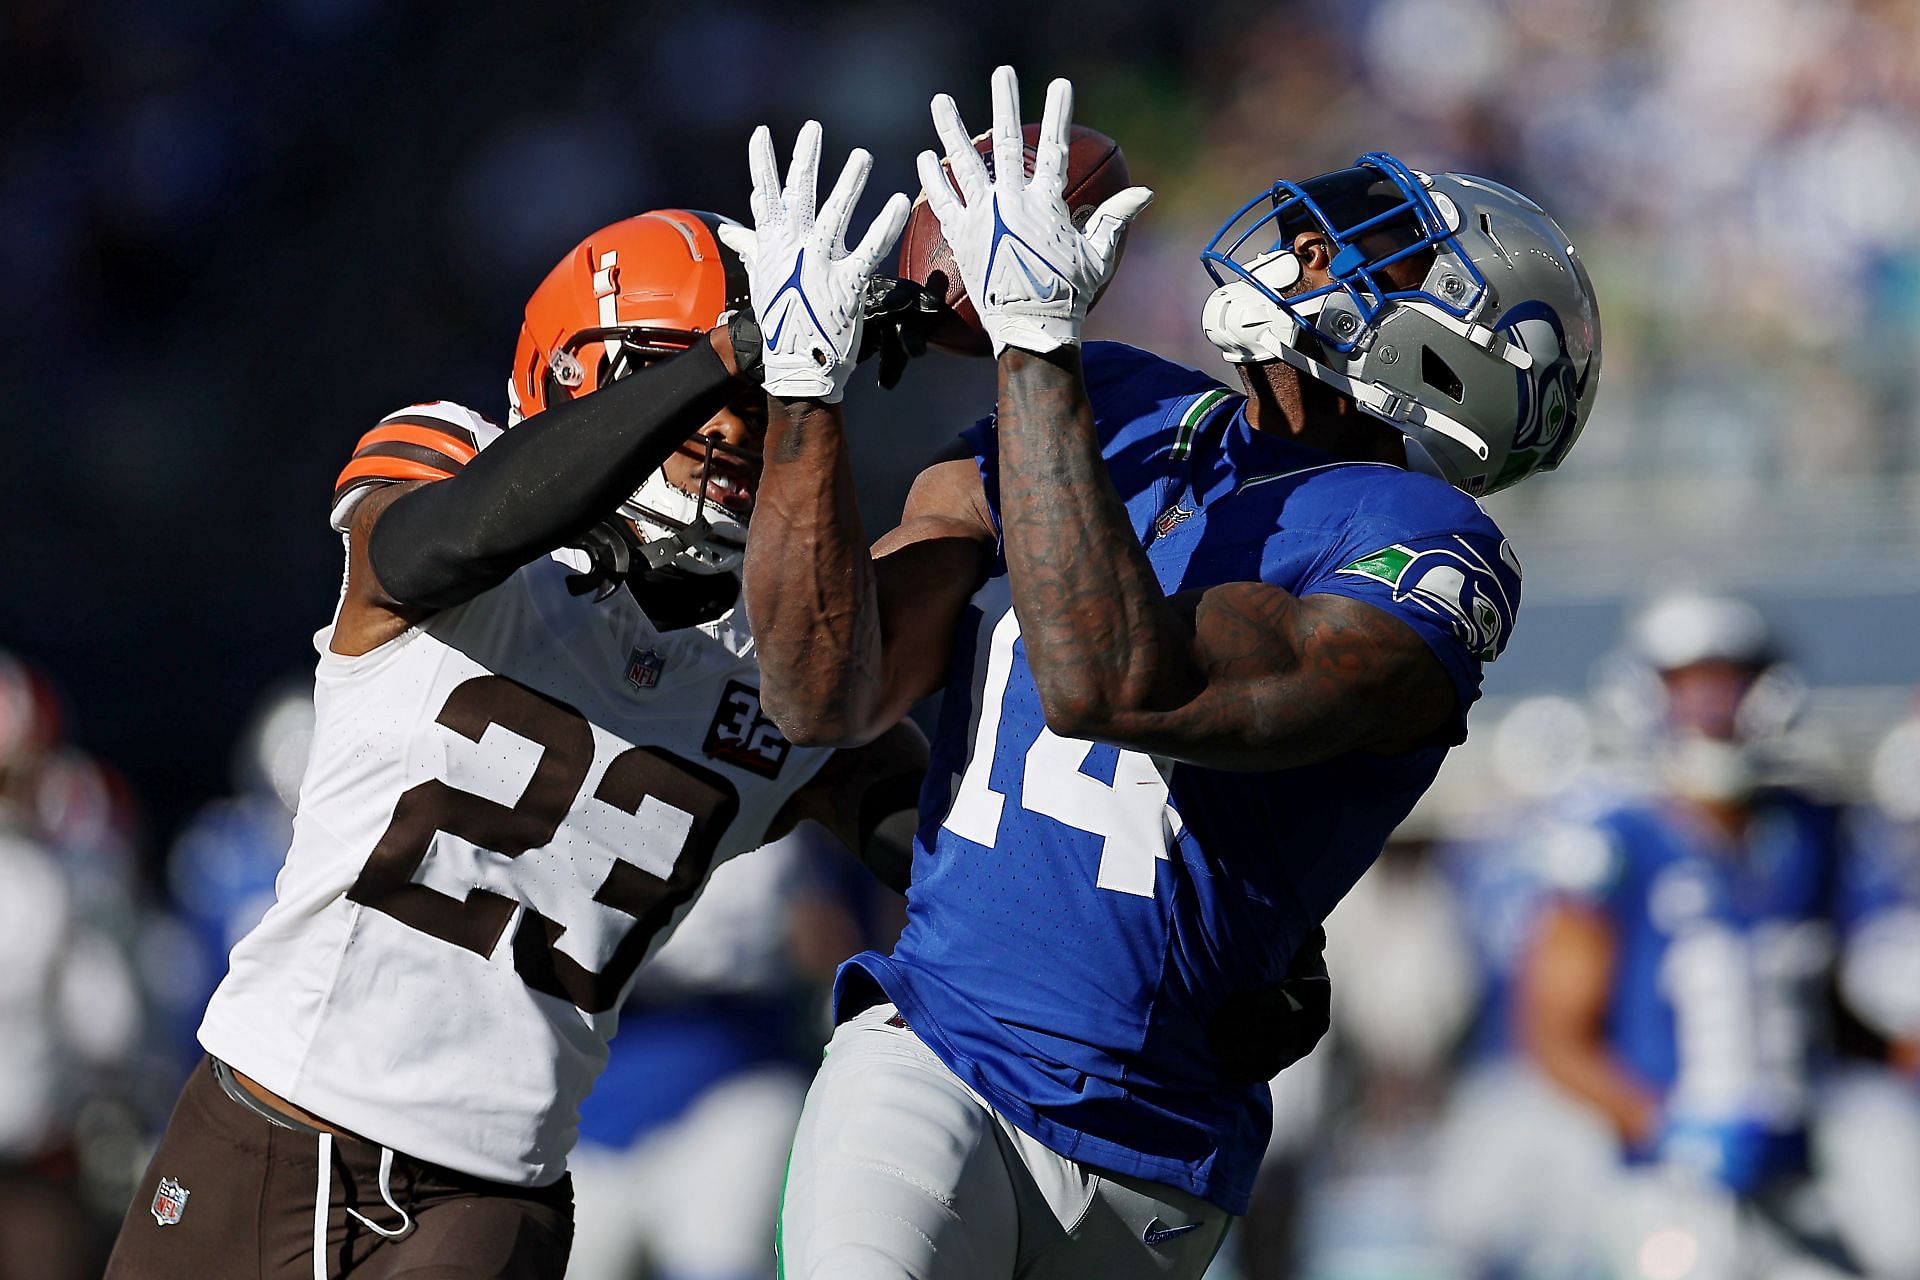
top-left (1520, 592), bottom-right (1905, 1279)
top-left (1427, 873), bottom-right (1617, 1279)
top-left (1851, 710), bottom-right (1920, 1072)
top-left (1813, 710), bottom-right (1920, 1280)
top-left (160, 681), bottom-right (317, 1067)
top-left (566, 823), bottom-right (890, 1280)
top-left (725, 64), bottom-right (1598, 1278)
top-left (1231, 812), bottom-right (1481, 1280)
top-left (106, 210), bottom-right (927, 1279)
top-left (0, 654), bottom-right (145, 1280)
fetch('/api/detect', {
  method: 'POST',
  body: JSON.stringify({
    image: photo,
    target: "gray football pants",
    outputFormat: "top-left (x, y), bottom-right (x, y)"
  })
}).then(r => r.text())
top-left (777, 1003), bottom-right (1231, 1280)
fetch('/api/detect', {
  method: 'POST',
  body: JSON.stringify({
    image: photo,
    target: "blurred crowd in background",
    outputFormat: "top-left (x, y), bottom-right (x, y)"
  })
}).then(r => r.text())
top-left (6, 0), bottom-right (1920, 1275)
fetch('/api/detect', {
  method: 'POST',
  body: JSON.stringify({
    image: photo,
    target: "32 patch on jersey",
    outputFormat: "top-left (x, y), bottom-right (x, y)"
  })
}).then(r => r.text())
top-left (1336, 537), bottom-right (1518, 663)
top-left (703, 681), bottom-right (792, 779)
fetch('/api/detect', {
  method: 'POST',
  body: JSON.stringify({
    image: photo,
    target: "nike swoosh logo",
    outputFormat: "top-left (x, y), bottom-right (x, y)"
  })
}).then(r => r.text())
top-left (1143, 1219), bottom-right (1202, 1245)
top-left (1012, 248), bottom-right (1065, 302)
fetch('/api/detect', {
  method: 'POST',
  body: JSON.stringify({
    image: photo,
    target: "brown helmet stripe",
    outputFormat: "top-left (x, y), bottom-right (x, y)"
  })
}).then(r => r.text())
top-left (375, 413), bottom-right (480, 452)
top-left (354, 421), bottom-right (479, 463)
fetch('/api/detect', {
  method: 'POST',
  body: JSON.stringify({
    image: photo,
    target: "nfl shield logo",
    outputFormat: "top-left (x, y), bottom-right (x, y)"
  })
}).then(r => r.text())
top-left (625, 647), bottom-right (666, 690)
top-left (151, 1177), bottom-right (189, 1226)
top-left (1152, 504), bottom-right (1193, 541)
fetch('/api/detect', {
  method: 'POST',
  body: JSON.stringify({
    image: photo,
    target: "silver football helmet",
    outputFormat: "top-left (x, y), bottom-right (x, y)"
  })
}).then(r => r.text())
top-left (1201, 152), bottom-right (1601, 496)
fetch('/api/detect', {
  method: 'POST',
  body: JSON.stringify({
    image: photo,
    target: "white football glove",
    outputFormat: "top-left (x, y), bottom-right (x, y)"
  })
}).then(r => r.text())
top-left (716, 122), bottom-right (910, 404)
top-left (918, 66), bottom-right (1154, 357)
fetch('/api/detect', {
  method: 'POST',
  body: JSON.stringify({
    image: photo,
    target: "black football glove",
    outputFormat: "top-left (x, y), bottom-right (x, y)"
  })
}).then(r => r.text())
top-left (721, 308), bottom-right (765, 385)
top-left (857, 275), bottom-right (950, 390)
top-left (1206, 927), bottom-right (1331, 1085)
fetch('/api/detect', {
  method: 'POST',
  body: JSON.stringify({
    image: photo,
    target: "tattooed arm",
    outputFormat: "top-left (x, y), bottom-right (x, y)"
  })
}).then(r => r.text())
top-left (743, 400), bottom-right (996, 747)
top-left (995, 348), bottom-right (1457, 771)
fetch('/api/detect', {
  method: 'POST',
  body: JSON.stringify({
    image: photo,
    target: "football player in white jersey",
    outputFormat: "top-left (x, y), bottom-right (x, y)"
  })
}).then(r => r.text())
top-left (106, 207), bottom-right (925, 1280)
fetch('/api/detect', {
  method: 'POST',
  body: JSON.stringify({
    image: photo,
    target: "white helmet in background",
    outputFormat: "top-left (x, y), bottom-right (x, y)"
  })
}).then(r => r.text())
top-left (232, 681), bottom-right (318, 814)
top-left (1201, 152), bottom-right (1601, 496)
top-left (1593, 591), bottom-right (1806, 803)
top-left (1869, 712), bottom-right (1920, 826)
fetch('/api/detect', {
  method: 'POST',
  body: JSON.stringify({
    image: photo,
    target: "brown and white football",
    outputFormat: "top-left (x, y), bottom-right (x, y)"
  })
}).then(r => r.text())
top-left (897, 123), bottom-right (1131, 355)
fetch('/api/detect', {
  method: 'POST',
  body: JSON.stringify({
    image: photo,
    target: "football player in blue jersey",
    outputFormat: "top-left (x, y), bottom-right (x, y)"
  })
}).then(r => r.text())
top-left (720, 66), bottom-right (1599, 1278)
top-left (1520, 593), bottom-right (1889, 1277)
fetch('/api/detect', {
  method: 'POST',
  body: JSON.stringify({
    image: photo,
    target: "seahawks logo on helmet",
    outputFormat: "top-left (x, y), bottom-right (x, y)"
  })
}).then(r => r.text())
top-left (1502, 303), bottom-right (1579, 455)
top-left (1336, 537), bottom-right (1518, 663)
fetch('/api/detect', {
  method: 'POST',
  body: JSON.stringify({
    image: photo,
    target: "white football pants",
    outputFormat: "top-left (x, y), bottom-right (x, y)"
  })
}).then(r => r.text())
top-left (777, 1003), bottom-right (1231, 1280)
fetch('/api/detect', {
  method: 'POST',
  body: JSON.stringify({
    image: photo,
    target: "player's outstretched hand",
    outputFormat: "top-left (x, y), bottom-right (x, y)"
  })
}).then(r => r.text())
top-left (717, 122), bottom-right (911, 405)
top-left (918, 66), bottom-right (1153, 357)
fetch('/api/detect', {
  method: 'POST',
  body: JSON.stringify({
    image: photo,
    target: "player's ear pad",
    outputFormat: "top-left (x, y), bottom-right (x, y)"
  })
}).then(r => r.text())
top-left (1205, 927), bottom-right (1330, 1085)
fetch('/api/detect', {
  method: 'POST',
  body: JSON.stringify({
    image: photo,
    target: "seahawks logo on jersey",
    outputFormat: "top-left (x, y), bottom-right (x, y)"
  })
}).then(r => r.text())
top-left (1336, 537), bottom-right (1518, 663)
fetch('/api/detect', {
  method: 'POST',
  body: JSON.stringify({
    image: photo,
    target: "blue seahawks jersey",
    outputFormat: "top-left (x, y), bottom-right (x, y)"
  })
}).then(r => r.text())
top-left (835, 342), bottom-right (1521, 1212)
top-left (164, 796), bottom-right (294, 1068)
top-left (1545, 790), bottom-right (1895, 1142)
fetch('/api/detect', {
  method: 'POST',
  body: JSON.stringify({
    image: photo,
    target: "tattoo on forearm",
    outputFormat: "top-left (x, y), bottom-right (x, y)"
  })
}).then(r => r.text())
top-left (771, 400), bottom-right (813, 463)
top-left (995, 349), bottom-right (1204, 724)
top-left (993, 352), bottom-right (1451, 764)
top-left (1188, 586), bottom-right (1444, 759)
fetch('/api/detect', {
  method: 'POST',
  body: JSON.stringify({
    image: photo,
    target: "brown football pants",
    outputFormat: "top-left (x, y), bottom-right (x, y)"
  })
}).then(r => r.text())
top-left (105, 1057), bottom-right (572, 1278)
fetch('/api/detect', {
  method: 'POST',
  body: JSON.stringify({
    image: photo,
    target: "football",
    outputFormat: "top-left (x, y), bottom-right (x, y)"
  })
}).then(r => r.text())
top-left (898, 122), bottom-right (1131, 355)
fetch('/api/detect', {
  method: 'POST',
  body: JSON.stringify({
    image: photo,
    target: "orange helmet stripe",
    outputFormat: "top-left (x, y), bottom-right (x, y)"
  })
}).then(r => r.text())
top-left (353, 422), bottom-right (480, 464)
top-left (332, 456), bottom-right (459, 492)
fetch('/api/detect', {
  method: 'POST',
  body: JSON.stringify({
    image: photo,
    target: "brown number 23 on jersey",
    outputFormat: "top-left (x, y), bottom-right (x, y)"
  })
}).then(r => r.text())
top-left (346, 673), bottom-right (741, 1014)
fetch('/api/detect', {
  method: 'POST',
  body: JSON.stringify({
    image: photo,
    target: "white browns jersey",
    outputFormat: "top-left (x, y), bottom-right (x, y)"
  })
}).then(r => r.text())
top-left (199, 401), bottom-right (831, 1187)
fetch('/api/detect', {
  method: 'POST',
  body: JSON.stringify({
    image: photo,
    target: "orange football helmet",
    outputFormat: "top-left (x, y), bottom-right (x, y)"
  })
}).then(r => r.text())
top-left (507, 209), bottom-right (758, 577)
top-left (507, 209), bottom-right (750, 424)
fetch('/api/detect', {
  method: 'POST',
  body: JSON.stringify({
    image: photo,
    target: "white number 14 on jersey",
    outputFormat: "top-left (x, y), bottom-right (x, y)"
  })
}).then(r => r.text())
top-left (942, 603), bottom-right (1176, 897)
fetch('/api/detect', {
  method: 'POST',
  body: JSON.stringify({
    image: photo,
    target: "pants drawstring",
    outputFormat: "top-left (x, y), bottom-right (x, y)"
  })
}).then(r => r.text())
top-left (345, 1145), bottom-right (416, 1241)
top-left (313, 1133), bottom-right (332, 1280)
top-left (313, 1133), bottom-right (417, 1280)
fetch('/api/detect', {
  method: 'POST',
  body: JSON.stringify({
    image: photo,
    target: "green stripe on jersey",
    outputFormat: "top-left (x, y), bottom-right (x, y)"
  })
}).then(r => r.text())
top-left (1170, 388), bottom-right (1230, 461)
top-left (1337, 544), bottom-right (1416, 586)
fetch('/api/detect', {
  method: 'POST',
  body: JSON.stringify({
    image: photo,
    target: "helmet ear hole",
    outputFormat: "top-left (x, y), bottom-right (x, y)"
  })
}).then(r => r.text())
top-left (1421, 346), bottom-right (1464, 403)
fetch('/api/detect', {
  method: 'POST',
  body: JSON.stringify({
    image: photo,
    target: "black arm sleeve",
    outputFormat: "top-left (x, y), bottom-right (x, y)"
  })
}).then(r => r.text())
top-left (367, 340), bottom-right (739, 610)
